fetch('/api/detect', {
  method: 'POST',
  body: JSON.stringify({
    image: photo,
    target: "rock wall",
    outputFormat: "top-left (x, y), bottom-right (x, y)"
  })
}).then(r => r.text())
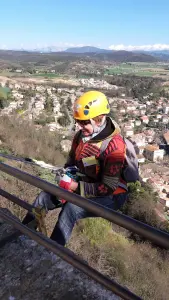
top-left (0, 209), bottom-right (119, 300)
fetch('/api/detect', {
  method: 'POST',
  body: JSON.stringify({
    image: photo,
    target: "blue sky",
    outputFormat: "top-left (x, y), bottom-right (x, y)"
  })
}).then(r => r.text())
top-left (0, 0), bottom-right (169, 50)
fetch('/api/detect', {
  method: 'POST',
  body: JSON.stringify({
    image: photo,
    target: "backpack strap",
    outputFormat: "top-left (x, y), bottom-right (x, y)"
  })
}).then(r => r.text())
top-left (100, 136), bottom-right (128, 191)
top-left (100, 137), bottom-right (112, 154)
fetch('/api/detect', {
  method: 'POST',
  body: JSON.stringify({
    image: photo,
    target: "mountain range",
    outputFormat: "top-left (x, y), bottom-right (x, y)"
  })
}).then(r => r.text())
top-left (64, 46), bottom-right (112, 53)
top-left (0, 46), bottom-right (169, 65)
top-left (65, 46), bottom-right (169, 60)
top-left (2, 46), bottom-right (169, 61)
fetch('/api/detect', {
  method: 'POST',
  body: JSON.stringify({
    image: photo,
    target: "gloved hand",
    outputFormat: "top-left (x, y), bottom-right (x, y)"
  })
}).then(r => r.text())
top-left (59, 173), bottom-right (78, 204)
top-left (64, 166), bottom-right (79, 181)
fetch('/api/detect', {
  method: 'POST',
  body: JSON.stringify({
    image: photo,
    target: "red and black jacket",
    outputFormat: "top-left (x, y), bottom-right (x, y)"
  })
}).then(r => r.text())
top-left (65, 117), bottom-right (127, 198)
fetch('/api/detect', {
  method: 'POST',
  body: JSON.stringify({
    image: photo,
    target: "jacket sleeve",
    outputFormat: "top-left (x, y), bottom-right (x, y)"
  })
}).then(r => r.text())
top-left (64, 131), bottom-right (81, 168)
top-left (79, 136), bottom-right (126, 198)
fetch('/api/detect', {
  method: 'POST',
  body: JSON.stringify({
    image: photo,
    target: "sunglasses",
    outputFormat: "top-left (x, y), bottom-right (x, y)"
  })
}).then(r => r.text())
top-left (75, 119), bottom-right (91, 126)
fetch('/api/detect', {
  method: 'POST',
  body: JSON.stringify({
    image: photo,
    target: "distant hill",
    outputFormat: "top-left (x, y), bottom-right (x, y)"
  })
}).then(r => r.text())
top-left (92, 50), bottom-right (157, 62)
top-left (65, 46), bottom-right (157, 62)
top-left (147, 50), bottom-right (169, 61)
top-left (0, 48), bottom-right (157, 66)
top-left (65, 46), bottom-right (112, 53)
top-left (134, 50), bottom-right (169, 61)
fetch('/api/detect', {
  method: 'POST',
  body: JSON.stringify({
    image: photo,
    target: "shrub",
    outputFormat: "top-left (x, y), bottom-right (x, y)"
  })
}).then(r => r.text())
top-left (57, 115), bottom-right (70, 127)
top-left (44, 97), bottom-right (54, 113)
top-left (0, 114), bottom-right (66, 165)
top-left (121, 182), bottom-right (160, 227)
top-left (34, 114), bottom-right (55, 125)
top-left (69, 217), bottom-right (169, 300)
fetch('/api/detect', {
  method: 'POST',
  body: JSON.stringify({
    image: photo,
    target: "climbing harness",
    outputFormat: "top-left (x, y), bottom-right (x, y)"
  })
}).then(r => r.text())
top-left (32, 206), bottom-right (47, 236)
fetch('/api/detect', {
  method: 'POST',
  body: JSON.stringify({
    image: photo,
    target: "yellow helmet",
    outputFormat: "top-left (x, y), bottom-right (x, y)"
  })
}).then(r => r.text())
top-left (73, 90), bottom-right (110, 120)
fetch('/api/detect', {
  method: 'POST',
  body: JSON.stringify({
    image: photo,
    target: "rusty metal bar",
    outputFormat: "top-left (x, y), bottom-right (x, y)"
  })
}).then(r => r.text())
top-left (1, 162), bottom-right (169, 249)
top-left (0, 188), bottom-right (33, 212)
top-left (0, 209), bottom-right (141, 300)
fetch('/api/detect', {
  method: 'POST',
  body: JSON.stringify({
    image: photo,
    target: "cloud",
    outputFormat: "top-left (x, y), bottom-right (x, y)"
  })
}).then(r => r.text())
top-left (57, 42), bottom-right (91, 48)
top-left (108, 44), bottom-right (169, 51)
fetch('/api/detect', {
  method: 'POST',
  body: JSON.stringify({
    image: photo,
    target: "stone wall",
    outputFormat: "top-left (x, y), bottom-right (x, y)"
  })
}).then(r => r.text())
top-left (0, 209), bottom-right (119, 300)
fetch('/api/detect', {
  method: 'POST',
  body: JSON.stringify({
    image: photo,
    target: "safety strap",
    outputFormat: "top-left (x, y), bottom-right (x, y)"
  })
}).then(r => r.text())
top-left (100, 137), bottom-right (112, 154)
top-left (118, 182), bottom-right (128, 191)
top-left (100, 136), bottom-right (128, 191)
top-left (32, 206), bottom-right (47, 236)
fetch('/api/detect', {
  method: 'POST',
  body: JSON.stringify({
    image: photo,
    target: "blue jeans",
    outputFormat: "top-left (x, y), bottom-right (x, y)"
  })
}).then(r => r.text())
top-left (23, 191), bottom-right (128, 246)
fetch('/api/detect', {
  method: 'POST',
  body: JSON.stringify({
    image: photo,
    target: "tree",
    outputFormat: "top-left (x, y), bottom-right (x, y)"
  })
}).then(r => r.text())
top-left (44, 97), bottom-right (54, 113)
top-left (0, 90), bottom-right (8, 109)
top-left (122, 182), bottom-right (160, 228)
top-left (57, 116), bottom-right (70, 127)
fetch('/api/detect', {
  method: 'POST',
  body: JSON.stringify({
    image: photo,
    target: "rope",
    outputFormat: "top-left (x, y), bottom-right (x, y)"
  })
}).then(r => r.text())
top-left (32, 206), bottom-right (47, 236)
top-left (0, 153), bottom-right (62, 171)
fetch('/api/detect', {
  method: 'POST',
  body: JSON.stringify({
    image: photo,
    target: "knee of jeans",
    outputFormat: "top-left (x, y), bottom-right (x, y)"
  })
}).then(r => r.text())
top-left (34, 191), bottom-right (49, 208)
top-left (61, 202), bottom-right (81, 221)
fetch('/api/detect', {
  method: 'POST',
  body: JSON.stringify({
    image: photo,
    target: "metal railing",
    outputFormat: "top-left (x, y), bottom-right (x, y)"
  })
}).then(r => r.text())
top-left (1, 162), bottom-right (169, 249)
top-left (1, 161), bottom-right (169, 299)
top-left (0, 209), bottom-right (141, 300)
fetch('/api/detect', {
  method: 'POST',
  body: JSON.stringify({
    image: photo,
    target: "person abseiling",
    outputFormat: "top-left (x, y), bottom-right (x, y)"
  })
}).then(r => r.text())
top-left (23, 90), bottom-right (130, 246)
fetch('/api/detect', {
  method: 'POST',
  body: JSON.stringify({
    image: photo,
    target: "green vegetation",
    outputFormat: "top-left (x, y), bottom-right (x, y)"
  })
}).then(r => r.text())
top-left (1, 114), bottom-right (169, 299)
top-left (69, 216), bottom-right (169, 300)
top-left (44, 96), bottom-right (54, 113)
top-left (36, 168), bottom-right (56, 184)
top-left (0, 86), bottom-right (11, 94)
top-left (69, 182), bottom-right (169, 300)
top-left (34, 114), bottom-right (55, 125)
top-left (0, 86), bottom-right (12, 108)
top-left (105, 74), bottom-right (169, 100)
top-left (33, 73), bottom-right (60, 78)
top-left (0, 114), bottom-right (65, 165)
top-left (105, 62), bottom-right (169, 78)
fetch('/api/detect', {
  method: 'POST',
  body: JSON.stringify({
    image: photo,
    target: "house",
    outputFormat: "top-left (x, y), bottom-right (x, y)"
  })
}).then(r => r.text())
top-left (144, 145), bottom-right (164, 162)
top-left (156, 103), bottom-right (162, 108)
top-left (163, 131), bottom-right (169, 145)
top-left (162, 115), bottom-right (169, 124)
top-left (135, 120), bottom-right (141, 126)
top-left (140, 110), bottom-right (146, 116)
top-left (125, 130), bottom-right (134, 137)
top-left (132, 110), bottom-right (140, 116)
top-left (123, 125), bottom-right (134, 137)
top-left (159, 196), bottom-right (169, 208)
top-left (126, 105), bottom-right (137, 111)
top-left (147, 177), bottom-right (164, 192)
top-left (143, 130), bottom-right (155, 143)
top-left (130, 133), bottom-right (146, 147)
top-left (127, 121), bottom-right (135, 128)
top-left (157, 114), bottom-right (162, 119)
top-left (163, 106), bottom-right (169, 114)
top-left (140, 116), bottom-right (149, 124)
top-left (137, 154), bottom-right (145, 163)
top-left (139, 104), bottom-right (147, 109)
top-left (119, 108), bottom-right (126, 114)
top-left (15, 69), bottom-right (22, 73)
top-left (159, 188), bottom-right (169, 207)
top-left (137, 146), bottom-right (145, 155)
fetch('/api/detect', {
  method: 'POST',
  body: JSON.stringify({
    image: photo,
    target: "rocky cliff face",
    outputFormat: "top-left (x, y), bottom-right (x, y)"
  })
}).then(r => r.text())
top-left (0, 209), bottom-right (119, 300)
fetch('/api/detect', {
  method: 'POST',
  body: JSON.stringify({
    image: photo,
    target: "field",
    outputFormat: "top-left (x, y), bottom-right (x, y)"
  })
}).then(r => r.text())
top-left (105, 62), bottom-right (169, 78)
top-left (33, 73), bottom-right (61, 78)
top-left (0, 86), bottom-right (10, 94)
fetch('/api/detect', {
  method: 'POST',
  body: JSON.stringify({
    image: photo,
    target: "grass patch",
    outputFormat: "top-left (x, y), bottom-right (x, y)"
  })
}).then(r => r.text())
top-left (105, 63), bottom-right (169, 77)
top-left (0, 114), bottom-right (66, 165)
top-left (33, 73), bottom-right (60, 78)
top-left (69, 217), bottom-right (169, 300)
